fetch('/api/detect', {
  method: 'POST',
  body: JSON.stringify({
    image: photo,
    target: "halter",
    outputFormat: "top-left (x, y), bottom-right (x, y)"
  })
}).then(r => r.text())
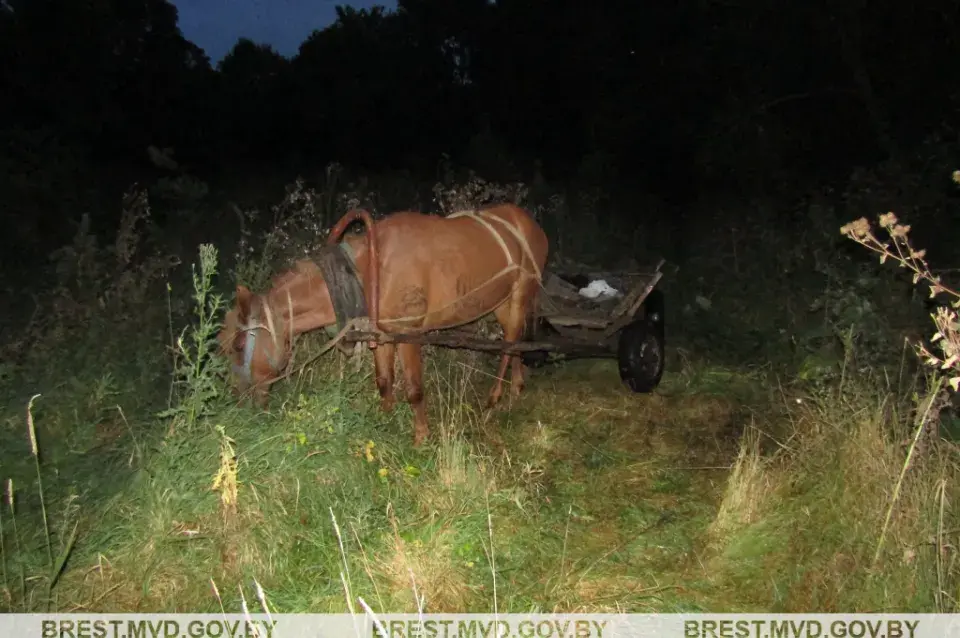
top-left (233, 297), bottom-right (285, 385)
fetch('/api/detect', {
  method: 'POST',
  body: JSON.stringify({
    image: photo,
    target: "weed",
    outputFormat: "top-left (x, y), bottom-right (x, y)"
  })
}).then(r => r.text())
top-left (159, 244), bottom-right (228, 433)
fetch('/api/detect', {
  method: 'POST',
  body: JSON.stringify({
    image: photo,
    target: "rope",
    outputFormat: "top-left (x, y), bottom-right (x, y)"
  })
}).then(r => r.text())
top-left (258, 317), bottom-right (369, 388)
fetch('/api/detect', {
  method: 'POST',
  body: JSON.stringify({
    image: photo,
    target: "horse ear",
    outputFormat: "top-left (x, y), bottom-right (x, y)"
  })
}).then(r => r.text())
top-left (236, 285), bottom-right (252, 319)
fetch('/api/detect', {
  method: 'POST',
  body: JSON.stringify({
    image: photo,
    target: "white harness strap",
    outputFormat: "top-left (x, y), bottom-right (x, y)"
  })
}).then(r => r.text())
top-left (448, 209), bottom-right (542, 282)
top-left (480, 213), bottom-right (542, 282)
top-left (263, 298), bottom-right (279, 352)
top-left (448, 209), bottom-right (514, 268)
top-left (235, 295), bottom-right (285, 382)
top-left (376, 209), bottom-right (540, 328)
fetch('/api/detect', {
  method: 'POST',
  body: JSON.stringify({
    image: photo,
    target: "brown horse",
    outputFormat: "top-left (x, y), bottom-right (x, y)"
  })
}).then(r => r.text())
top-left (218, 203), bottom-right (549, 446)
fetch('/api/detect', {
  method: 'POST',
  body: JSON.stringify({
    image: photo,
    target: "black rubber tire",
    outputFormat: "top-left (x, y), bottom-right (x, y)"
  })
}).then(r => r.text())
top-left (522, 350), bottom-right (550, 369)
top-left (617, 319), bottom-right (664, 392)
top-left (643, 288), bottom-right (665, 326)
top-left (617, 290), bottom-right (666, 392)
top-left (521, 315), bottom-right (560, 369)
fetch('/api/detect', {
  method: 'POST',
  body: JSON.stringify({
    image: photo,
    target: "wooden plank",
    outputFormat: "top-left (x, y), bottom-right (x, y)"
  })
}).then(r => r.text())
top-left (341, 329), bottom-right (614, 357)
top-left (602, 269), bottom-right (663, 339)
top-left (610, 258), bottom-right (665, 319)
top-left (542, 271), bottom-right (583, 302)
top-left (544, 316), bottom-right (611, 329)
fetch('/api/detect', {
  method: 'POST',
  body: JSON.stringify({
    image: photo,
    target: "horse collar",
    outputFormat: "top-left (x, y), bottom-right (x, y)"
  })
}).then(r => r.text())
top-left (339, 240), bottom-right (357, 265)
top-left (318, 242), bottom-right (368, 334)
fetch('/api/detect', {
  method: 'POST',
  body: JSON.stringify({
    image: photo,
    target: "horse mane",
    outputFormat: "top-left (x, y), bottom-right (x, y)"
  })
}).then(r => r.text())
top-left (270, 260), bottom-right (321, 290)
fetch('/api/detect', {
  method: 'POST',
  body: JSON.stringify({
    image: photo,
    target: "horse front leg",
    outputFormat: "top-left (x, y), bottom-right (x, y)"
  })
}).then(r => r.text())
top-left (397, 342), bottom-right (429, 446)
top-left (373, 342), bottom-right (397, 413)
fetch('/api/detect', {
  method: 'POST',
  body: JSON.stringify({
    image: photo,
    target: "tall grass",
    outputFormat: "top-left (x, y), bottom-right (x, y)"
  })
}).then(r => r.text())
top-left (0, 161), bottom-right (958, 613)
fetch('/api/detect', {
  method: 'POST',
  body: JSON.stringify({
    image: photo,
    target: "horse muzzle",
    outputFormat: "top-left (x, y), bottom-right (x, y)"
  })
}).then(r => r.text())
top-left (233, 325), bottom-right (284, 387)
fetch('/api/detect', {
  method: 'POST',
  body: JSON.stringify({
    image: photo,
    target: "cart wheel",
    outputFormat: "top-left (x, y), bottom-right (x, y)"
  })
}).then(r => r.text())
top-left (521, 315), bottom-right (559, 369)
top-left (617, 291), bottom-right (665, 392)
top-left (643, 289), bottom-right (665, 325)
top-left (522, 351), bottom-right (550, 369)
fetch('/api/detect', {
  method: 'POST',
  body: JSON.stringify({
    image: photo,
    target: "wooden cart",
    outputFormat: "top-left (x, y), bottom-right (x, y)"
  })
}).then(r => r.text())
top-left (342, 259), bottom-right (667, 393)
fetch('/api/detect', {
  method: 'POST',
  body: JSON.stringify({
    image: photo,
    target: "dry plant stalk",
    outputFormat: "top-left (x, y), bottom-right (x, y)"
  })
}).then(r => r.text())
top-left (432, 173), bottom-right (528, 214)
top-left (841, 197), bottom-right (960, 567)
top-left (840, 191), bottom-right (960, 391)
top-left (211, 425), bottom-right (239, 523)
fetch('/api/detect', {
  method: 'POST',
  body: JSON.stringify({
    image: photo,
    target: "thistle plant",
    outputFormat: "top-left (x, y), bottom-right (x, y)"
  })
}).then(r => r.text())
top-left (841, 177), bottom-right (960, 391)
top-left (159, 244), bottom-right (227, 431)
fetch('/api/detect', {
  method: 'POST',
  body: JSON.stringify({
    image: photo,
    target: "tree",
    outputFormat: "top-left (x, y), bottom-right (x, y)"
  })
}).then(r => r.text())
top-left (1, 0), bottom-right (212, 159)
top-left (216, 39), bottom-right (296, 159)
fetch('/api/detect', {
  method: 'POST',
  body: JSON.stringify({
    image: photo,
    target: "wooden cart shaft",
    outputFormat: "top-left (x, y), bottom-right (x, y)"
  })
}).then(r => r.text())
top-left (342, 328), bottom-right (616, 357)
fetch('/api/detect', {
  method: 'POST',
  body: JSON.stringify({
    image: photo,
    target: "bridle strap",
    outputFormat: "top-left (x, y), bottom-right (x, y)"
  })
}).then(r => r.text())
top-left (233, 298), bottom-right (284, 384)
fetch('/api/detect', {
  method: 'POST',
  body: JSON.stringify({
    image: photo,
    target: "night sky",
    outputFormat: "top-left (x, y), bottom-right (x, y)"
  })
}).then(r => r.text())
top-left (172, 0), bottom-right (398, 64)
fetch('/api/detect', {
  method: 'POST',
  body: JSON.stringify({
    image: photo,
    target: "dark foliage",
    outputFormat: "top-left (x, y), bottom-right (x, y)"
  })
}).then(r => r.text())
top-left (2, 0), bottom-right (960, 265)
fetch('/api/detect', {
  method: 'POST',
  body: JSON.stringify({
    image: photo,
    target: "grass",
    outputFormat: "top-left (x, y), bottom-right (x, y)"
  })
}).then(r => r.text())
top-left (0, 171), bottom-right (957, 614)
top-left (2, 347), bottom-right (950, 613)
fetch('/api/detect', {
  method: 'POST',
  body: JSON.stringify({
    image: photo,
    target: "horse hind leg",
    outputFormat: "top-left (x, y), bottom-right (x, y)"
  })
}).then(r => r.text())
top-left (488, 292), bottom-right (529, 407)
top-left (510, 347), bottom-right (526, 398)
top-left (397, 343), bottom-right (429, 446)
top-left (514, 283), bottom-right (543, 398)
top-left (374, 342), bottom-right (397, 413)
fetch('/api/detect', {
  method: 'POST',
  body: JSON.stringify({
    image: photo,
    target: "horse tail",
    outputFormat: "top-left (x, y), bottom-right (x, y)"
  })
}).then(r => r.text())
top-left (327, 209), bottom-right (380, 339)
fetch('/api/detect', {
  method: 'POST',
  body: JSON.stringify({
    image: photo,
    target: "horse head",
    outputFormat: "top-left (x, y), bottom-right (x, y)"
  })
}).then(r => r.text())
top-left (218, 283), bottom-right (293, 405)
top-left (219, 257), bottom-right (354, 404)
